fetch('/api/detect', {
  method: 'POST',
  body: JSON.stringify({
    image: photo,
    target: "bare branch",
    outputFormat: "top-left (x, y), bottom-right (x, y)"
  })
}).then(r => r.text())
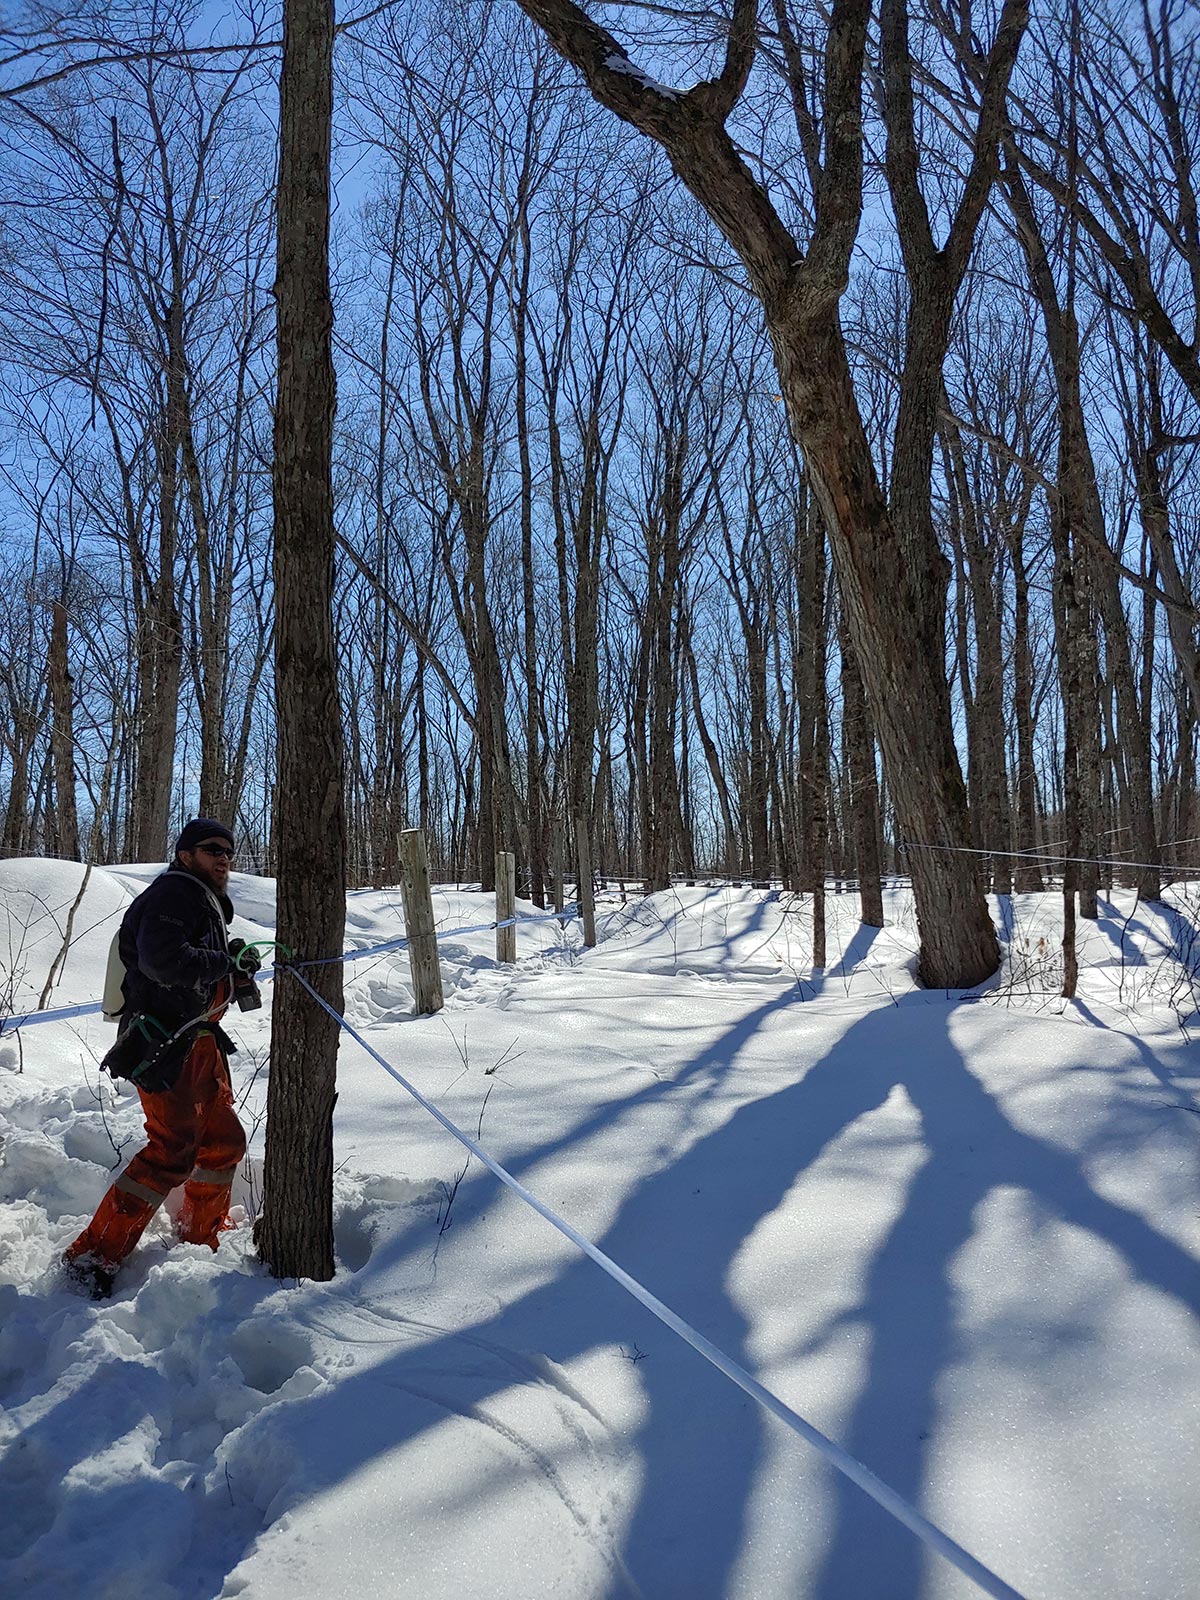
top-left (514, 0), bottom-right (802, 310)
top-left (689, 0), bottom-right (758, 123)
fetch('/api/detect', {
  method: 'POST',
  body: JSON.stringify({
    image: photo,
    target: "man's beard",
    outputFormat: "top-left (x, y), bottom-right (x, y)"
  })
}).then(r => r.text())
top-left (187, 856), bottom-right (229, 895)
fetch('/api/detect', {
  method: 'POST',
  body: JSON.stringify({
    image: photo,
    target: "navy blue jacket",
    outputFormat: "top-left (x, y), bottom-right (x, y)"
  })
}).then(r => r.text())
top-left (118, 863), bottom-right (235, 1027)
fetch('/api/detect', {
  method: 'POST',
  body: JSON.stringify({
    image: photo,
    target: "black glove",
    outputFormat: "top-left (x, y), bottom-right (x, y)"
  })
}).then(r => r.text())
top-left (228, 937), bottom-right (262, 977)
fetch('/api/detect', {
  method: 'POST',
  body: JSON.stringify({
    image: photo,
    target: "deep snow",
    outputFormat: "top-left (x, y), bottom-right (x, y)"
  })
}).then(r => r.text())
top-left (0, 860), bottom-right (1197, 1599)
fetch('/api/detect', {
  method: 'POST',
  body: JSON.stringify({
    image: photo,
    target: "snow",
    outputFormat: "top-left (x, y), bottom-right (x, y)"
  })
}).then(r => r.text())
top-left (603, 52), bottom-right (680, 101)
top-left (1, 861), bottom-right (1198, 1599)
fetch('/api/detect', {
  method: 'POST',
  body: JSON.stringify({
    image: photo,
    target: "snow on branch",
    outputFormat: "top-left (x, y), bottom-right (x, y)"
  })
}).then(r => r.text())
top-left (603, 49), bottom-right (680, 100)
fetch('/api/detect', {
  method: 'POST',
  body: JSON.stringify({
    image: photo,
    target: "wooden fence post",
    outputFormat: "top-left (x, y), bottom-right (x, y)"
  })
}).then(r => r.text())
top-left (496, 850), bottom-right (516, 963)
top-left (574, 813), bottom-right (597, 948)
top-left (400, 828), bottom-right (443, 1015)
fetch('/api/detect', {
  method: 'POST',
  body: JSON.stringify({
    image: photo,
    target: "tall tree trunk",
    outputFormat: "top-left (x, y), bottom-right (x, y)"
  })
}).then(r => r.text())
top-left (129, 425), bottom-right (181, 862)
top-left (1086, 538), bottom-right (1159, 898)
top-left (673, 639), bottom-right (697, 876)
top-left (514, 0), bottom-right (1016, 985)
top-left (1074, 529), bottom-right (1102, 921)
top-left (950, 499), bottom-right (980, 842)
top-left (645, 528), bottom-right (673, 893)
top-left (838, 605), bottom-right (884, 926)
top-left (48, 601), bottom-right (80, 860)
top-left (946, 426), bottom-right (1012, 894)
top-left (799, 511), bottom-right (829, 966)
top-left (179, 383), bottom-right (228, 820)
top-left (776, 629), bottom-right (800, 892)
top-left (1050, 453), bottom-right (1101, 958)
top-left (1174, 687), bottom-right (1196, 866)
top-left (256, 0), bottom-right (347, 1284)
top-left (1010, 539), bottom-right (1044, 891)
top-left (683, 613), bottom-right (738, 874)
top-left (779, 320), bottom-right (998, 985)
top-left (1, 706), bottom-right (39, 856)
top-left (647, 484), bottom-right (686, 893)
top-left (745, 631), bottom-right (770, 878)
top-left (416, 658), bottom-right (430, 834)
top-left (1055, 519), bottom-right (1083, 998)
top-left (462, 449), bottom-right (514, 889)
top-left (1132, 390), bottom-right (1200, 720)
top-left (369, 223), bottom-right (399, 890)
top-left (514, 225), bottom-right (546, 907)
top-left (1004, 158), bottom-right (1156, 900)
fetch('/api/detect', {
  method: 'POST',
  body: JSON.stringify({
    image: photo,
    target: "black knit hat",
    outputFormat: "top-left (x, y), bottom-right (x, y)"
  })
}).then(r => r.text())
top-left (175, 817), bottom-right (235, 856)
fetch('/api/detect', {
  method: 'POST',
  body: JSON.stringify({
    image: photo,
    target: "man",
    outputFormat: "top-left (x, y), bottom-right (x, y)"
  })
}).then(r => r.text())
top-left (63, 818), bottom-right (259, 1298)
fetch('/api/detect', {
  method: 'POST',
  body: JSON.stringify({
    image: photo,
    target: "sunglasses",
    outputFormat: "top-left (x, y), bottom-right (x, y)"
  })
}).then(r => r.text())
top-left (196, 842), bottom-right (235, 860)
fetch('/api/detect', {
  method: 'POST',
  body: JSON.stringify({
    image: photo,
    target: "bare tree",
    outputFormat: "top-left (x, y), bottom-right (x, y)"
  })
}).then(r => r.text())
top-left (511, 0), bottom-right (1023, 985)
top-left (255, 0), bottom-right (346, 1284)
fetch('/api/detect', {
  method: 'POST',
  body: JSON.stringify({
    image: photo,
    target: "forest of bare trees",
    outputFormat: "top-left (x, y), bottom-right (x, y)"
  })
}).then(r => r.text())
top-left (1, 0), bottom-right (1198, 979)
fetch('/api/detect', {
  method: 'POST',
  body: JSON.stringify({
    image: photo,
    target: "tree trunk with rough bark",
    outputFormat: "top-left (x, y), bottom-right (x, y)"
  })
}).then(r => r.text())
top-left (1010, 540), bottom-right (1044, 891)
top-left (682, 611), bottom-right (738, 875)
top-left (255, 0), bottom-right (347, 1284)
top-left (1004, 158), bottom-right (1155, 901)
top-left (48, 601), bottom-right (79, 860)
top-left (645, 498), bottom-right (680, 893)
top-left (799, 512), bottom-right (829, 965)
top-left (129, 425), bottom-right (181, 862)
top-left (513, 222), bottom-right (546, 908)
top-left (514, 0), bottom-right (1012, 987)
top-left (1130, 380), bottom-right (1200, 722)
top-left (946, 426), bottom-right (1012, 893)
top-left (778, 320), bottom-right (998, 985)
top-left (838, 605), bottom-right (884, 926)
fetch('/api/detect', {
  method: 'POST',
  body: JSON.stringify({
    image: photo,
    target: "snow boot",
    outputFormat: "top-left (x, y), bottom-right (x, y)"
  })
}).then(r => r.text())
top-left (61, 1250), bottom-right (116, 1300)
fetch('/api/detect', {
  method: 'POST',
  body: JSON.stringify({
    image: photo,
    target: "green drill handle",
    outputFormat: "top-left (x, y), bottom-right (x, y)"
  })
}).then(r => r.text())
top-left (234, 939), bottom-right (294, 973)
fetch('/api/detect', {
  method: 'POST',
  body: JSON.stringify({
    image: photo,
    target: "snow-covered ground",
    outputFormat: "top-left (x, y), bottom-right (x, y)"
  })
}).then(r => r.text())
top-left (1, 860), bottom-right (1197, 1600)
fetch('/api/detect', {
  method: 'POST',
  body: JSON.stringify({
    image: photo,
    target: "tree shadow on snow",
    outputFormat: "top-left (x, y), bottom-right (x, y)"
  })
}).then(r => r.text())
top-left (1073, 998), bottom-right (1200, 1121)
top-left (176, 990), bottom-right (1197, 1600)
top-left (14, 982), bottom-right (1199, 1600)
top-left (600, 885), bottom-right (783, 978)
top-left (806, 1001), bottom-right (1200, 1600)
top-left (1092, 897), bottom-right (1159, 969)
top-left (241, 991), bottom-right (1195, 1594)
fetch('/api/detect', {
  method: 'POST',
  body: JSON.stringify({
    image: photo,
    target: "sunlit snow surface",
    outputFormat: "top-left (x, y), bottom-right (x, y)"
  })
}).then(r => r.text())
top-left (1, 860), bottom-right (1198, 1599)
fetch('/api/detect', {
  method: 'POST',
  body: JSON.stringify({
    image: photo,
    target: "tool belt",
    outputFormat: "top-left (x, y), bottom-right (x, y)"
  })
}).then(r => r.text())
top-left (101, 1012), bottom-right (237, 1093)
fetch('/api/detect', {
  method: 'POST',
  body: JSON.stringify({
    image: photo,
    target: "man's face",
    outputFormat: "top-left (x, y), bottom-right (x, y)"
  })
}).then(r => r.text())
top-left (181, 837), bottom-right (234, 894)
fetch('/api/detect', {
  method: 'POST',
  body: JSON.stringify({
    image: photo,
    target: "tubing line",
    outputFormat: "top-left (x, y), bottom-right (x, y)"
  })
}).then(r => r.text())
top-left (901, 839), bottom-right (1200, 876)
top-left (0, 998), bottom-right (105, 1035)
top-left (0, 907), bottom-right (580, 1034)
top-left (286, 907), bottom-right (578, 971)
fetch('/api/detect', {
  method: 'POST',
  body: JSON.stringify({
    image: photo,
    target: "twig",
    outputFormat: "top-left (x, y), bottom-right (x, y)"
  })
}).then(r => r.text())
top-left (38, 863), bottom-right (93, 1010)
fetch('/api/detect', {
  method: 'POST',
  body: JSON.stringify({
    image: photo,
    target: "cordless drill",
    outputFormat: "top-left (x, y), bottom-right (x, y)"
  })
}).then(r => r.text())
top-left (229, 938), bottom-right (263, 1011)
